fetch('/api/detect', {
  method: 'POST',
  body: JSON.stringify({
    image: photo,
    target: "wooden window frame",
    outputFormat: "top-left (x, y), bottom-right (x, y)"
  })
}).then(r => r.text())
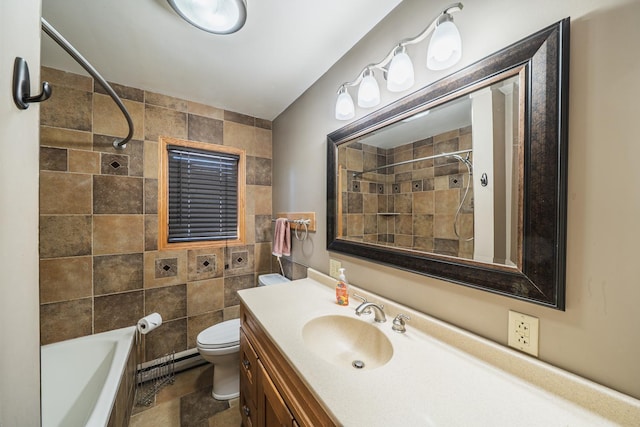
top-left (158, 136), bottom-right (246, 250)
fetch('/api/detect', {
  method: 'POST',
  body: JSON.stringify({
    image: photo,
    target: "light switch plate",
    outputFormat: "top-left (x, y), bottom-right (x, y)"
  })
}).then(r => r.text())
top-left (329, 259), bottom-right (341, 278)
top-left (508, 310), bottom-right (539, 357)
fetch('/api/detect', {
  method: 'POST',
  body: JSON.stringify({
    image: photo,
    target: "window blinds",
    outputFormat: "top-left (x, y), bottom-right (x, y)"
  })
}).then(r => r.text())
top-left (167, 145), bottom-right (239, 242)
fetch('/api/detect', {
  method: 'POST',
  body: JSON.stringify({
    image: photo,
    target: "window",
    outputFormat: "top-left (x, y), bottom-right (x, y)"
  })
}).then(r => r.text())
top-left (159, 137), bottom-right (245, 249)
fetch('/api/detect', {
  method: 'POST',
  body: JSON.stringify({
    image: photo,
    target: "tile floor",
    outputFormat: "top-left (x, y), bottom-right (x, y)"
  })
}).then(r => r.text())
top-left (130, 364), bottom-right (242, 427)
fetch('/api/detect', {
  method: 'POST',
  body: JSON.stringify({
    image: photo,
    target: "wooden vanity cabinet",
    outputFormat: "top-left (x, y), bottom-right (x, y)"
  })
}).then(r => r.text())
top-left (239, 302), bottom-right (337, 427)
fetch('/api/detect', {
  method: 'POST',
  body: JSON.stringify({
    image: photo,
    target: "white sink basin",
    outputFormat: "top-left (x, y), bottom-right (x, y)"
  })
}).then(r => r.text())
top-left (302, 315), bottom-right (393, 370)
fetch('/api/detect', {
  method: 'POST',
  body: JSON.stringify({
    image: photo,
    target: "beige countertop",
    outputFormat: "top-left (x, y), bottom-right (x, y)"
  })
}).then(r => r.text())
top-left (238, 269), bottom-right (640, 426)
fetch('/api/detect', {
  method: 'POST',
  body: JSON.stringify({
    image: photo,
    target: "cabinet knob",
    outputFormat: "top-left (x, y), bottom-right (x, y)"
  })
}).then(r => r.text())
top-left (242, 405), bottom-right (251, 416)
top-left (242, 359), bottom-right (251, 370)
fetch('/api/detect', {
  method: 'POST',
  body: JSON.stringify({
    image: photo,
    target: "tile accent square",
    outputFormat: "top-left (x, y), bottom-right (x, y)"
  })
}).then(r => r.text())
top-left (224, 246), bottom-right (255, 277)
top-left (145, 251), bottom-right (188, 288)
top-left (155, 258), bottom-right (178, 278)
top-left (196, 255), bottom-right (216, 276)
top-left (101, 153), bottom-right (129, 176)
top-left (187, 248), bottom-right (224, 281)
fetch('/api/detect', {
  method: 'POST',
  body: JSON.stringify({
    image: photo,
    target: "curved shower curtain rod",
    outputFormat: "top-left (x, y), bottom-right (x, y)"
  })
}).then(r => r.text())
top-left (41, 18), bottom-right (133, 150)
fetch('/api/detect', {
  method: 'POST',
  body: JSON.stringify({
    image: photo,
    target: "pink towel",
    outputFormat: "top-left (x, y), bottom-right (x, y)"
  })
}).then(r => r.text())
top-left (272, 218), bottom-right (291, 257)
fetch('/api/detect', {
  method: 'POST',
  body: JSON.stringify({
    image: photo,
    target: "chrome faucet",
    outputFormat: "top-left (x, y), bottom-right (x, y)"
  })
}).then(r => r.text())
top-left (355, 301), bottom-right (387, 323)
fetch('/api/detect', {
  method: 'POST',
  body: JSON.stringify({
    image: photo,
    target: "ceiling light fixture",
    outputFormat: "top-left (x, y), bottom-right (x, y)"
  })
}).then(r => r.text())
top-left (167, 0), bottom-right (247, 35)
top-left (335, 2), bottom-right (463, 120)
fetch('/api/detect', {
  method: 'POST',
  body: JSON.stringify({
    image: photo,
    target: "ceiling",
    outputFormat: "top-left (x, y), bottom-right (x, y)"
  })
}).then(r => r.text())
top-left (40, 0), bottom-right (402, 121)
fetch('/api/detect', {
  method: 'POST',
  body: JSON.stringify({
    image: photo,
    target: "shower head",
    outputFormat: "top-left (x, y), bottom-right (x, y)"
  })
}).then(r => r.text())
top-left (450, 153), bottom-right (473, 175)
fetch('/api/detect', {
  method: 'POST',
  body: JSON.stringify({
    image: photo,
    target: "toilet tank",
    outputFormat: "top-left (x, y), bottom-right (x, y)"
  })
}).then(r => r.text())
top-left (258, 273), bottom-right (290, 287)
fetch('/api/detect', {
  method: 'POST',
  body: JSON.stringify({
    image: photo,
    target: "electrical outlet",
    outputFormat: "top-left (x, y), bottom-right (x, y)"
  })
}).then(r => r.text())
top-left (329, 259), bottom-right (341, 278)
top-left (508, 310), bottom-right (539, 357)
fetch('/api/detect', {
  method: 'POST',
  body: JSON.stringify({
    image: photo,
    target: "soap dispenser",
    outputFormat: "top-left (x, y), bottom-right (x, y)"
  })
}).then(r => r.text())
top-left (336, 268), bottom-right (349, 306)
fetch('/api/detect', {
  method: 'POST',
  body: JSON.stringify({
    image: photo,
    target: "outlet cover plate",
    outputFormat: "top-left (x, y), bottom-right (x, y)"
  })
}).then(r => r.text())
top-left (329, 259), bottom-right (341, 279)
top-left (508, 310), bottom-right (539, 357)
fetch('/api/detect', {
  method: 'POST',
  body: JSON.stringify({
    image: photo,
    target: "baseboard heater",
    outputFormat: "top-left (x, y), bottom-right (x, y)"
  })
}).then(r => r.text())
top-left (136, 348), bottom-right (205, 384)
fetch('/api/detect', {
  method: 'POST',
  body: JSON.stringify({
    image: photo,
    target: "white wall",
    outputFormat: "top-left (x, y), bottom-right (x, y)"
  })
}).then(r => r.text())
top-left (273, 0), bottom-right (640, 399)
top-left (0, 0), bottom-right (42, 425)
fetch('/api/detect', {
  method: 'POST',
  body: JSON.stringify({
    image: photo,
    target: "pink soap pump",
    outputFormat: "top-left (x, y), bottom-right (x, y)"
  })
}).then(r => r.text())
top-left (335, 268), bottom-right (349, 306)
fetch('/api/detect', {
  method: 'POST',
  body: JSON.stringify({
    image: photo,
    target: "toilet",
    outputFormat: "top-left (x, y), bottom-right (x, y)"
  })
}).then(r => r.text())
top-left (196, 273), bottom-right (290, 400)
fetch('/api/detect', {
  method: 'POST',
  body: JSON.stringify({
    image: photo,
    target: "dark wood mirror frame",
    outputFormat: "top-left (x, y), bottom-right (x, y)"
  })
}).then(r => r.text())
top-left (327, 19), bottom-right (569, 309)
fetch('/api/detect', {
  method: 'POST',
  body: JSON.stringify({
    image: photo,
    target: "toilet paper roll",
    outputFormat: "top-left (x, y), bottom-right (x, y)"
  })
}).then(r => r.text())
top-left (137, 312), bottom-right (162, 335)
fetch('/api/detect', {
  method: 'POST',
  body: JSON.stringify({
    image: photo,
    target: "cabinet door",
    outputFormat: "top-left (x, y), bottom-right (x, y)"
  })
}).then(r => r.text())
top-left (240, 390), bottom-right (256, 427)
top-left (240, 329), bottom-right (259, 402)
top-left (240, 330), bottom-right (259, 427)
top-left (258, 361), bottom-right (294, 427)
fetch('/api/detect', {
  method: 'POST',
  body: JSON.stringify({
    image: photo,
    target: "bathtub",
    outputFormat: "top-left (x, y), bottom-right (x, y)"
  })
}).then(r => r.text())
top-left (41, 326), bottom-right (137, 427)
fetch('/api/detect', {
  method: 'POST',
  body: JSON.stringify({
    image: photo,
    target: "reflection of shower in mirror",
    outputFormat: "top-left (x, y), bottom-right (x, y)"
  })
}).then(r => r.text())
top-left (450, 152), bottom-right (474, 241)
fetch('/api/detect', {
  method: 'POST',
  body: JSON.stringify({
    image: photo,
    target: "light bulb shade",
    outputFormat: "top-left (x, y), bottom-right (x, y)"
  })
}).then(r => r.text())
top-left (357, 73), bottom-right (381, 108)
top-left (387, 50), bottom-right (414, 92)
top-left (427, 16), bottom-right (462, 70)
top-left (335, 88), bottom-right (355, 120)
top-left (168, 0), bottom-right (247, 34)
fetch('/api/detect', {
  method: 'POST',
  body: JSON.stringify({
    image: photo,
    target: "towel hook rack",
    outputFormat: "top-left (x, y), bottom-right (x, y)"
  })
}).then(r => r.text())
top-left (293, 221), bottom-right (309, 241)
top-left (271, 217), bottom-right (311, 241)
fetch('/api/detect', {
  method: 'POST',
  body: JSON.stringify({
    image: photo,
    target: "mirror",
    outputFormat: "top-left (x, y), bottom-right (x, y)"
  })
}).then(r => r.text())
top-left (327, 19), bottom-right (569, 309)
top-left (337, 73), bottom-right (521, 266)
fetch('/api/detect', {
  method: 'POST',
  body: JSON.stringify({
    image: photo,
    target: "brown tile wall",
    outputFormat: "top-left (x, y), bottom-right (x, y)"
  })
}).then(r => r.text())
top-left (341, 126), bottom-right (474, 259)
top-left (38, 67), bottom-right (275, 362)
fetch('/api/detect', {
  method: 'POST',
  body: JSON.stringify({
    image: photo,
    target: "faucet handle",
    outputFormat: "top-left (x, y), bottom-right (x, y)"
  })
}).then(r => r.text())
top-left (392, 314), bottom-right (411, 333)
top-left (353, 294), bottom-right (371, 315)
top-left (353, 293), bottom-right (367, 303)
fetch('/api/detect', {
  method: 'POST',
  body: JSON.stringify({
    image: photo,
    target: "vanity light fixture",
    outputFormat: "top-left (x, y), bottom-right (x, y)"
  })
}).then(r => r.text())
top-left (427, 13), bottom-right (463, 70)
top-left (357, 68), bottom-right (381, 108)
top-left (386, 46), bottom-right (415, 92)
top-left (167, 0), bottom-right (247, 35)
top-left (335, 86), bottom-right (355, 120)
top-left (335, 2), bottom-right (464, 120)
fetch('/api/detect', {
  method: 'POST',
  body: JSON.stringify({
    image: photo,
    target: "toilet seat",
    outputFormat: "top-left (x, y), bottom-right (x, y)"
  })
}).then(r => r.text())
top-left (197, 318), bottom-right (240, 350)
